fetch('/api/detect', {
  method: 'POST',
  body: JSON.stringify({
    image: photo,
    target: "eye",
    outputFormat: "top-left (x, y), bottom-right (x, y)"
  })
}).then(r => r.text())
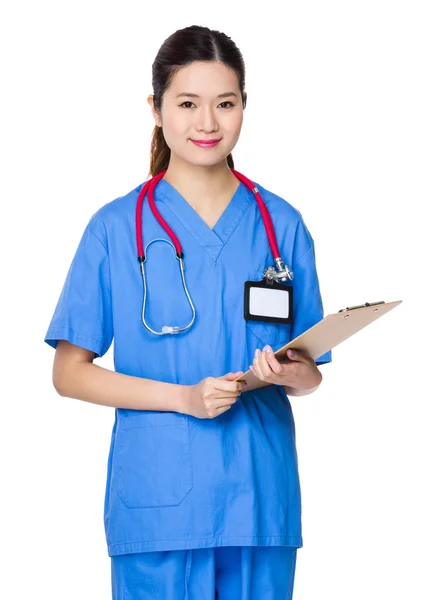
top-left (178, 101), bottom-right (235, 109)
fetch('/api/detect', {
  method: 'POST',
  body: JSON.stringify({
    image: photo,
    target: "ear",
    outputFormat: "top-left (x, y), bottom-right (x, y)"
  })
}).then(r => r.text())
top-left (147, 94), bottom-right (162, 128)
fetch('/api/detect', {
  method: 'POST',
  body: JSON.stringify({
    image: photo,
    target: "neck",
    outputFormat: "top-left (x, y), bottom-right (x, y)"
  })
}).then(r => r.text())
top-left (162, 155), bottom-right (239, 209)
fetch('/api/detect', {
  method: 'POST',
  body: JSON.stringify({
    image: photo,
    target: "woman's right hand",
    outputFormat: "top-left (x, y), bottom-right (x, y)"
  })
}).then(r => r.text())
top-left (183, 372), bottom-right (247, 419)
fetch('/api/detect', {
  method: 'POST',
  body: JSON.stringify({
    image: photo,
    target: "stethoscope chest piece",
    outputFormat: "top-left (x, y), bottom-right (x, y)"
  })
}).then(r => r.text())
top-left (264, 259), bottom-right (294, 284)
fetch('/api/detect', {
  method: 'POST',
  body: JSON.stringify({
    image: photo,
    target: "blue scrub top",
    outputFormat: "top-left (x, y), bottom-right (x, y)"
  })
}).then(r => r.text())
top-left (44, 177), bottom-right (332, 557)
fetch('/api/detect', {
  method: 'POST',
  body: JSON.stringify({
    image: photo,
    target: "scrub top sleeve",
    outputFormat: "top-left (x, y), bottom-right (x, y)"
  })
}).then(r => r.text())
top-left (290, 243), bottom-right (332, 366)
top-left (44, 223), bottom-right (113, 358)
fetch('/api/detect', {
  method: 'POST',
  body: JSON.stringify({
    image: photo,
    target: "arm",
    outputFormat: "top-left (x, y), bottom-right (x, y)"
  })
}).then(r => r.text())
top-left (283, 358), bottom-right (324, 396)
top-left (52, 340), bottom-right (188, 412)
top-left (283, 376), bottom-right (322, 396)
top-left (285, 386), bottom-right (320, 396)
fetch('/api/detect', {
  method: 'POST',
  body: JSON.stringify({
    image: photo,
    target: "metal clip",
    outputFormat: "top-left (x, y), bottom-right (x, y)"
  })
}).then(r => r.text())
top-left (264, 261), bottom-right (294, 284)
top-left (338, 301), bottom-right (385, 313)
top-left (263, 266), bottom-right (277, 283)
top-left (274, 257), bottom-right (293, 281)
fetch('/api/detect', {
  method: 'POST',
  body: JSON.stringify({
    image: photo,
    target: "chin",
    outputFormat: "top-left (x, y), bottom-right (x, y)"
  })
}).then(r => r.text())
top-left (192, 159), bottom-right (228, 168)
top-left (178, 153), bottom-right (229, 168)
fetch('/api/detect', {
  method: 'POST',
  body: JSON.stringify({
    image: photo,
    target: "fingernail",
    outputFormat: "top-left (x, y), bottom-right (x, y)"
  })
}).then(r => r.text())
top-left (243, 382), bottom-right (248, 387)
top-left (249, 365), bottom-right (255, 372)
top-left (263, 345), bottom-right (273, 353)
top-left (288, 349), bottom-right (294, 356)
top-left (254, 349), bottom-right (261, 358)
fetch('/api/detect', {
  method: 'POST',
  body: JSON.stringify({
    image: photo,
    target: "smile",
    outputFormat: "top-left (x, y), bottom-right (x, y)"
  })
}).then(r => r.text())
top-left (190, 139), bottom-right (221, 148)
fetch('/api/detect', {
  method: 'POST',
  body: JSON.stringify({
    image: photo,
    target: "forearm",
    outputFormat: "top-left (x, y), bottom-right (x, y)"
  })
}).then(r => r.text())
top-left (283, 383), bottom-right (321, 396)
top-left (53, 361), bottom-right (189, 412)
top-left (283, 365), bottom-right (323, 396)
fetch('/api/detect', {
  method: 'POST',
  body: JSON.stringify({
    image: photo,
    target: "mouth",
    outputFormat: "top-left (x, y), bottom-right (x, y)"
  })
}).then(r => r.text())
top-left (190, 138), bottom-right (221, 148)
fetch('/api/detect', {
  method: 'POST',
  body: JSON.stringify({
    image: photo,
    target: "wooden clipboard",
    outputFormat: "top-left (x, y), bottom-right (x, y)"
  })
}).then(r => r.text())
top-left (236, 299), bottom-right (402, 391)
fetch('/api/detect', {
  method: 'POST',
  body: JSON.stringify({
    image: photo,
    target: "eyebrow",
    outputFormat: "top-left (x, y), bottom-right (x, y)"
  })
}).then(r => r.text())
top-left (175, 92), bottom-right (238, 99)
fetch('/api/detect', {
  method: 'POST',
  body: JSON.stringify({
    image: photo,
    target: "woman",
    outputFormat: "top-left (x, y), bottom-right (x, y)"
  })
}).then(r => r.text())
top-left (45, 25), bottom-right (331, 600)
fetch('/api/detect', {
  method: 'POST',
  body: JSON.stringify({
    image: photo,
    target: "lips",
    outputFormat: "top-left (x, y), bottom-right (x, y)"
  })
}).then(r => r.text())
top-left (190, 139), bottom-right (221, 148)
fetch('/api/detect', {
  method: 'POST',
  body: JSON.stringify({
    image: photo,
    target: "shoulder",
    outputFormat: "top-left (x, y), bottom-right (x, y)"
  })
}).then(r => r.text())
top-left (252, 180), bottom-right (302, 223)
top-left (252, 180), bottom-right (314, 258)
top-left (83, 181), bottom-right (145, 248)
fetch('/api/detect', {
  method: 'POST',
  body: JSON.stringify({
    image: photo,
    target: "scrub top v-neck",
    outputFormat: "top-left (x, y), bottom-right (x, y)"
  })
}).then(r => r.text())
top-left (155, 178), bottom-right (251, 261)
top-left (44, 176), bottom-right (332, 557)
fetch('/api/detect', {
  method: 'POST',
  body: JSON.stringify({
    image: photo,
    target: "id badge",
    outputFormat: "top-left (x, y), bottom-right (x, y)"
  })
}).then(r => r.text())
top-left (244, 278), bottom-right (293, 324)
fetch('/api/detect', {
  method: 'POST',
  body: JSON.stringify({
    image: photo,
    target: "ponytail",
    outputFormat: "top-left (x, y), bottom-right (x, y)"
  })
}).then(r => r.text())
top-left (149, 125), bottom-right (170, 178)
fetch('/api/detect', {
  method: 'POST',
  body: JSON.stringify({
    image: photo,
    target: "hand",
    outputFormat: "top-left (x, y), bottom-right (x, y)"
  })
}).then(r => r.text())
top-left (185, 372), bottom-right (247, 419)
top-left (250, 346), bottom-right (322, 391)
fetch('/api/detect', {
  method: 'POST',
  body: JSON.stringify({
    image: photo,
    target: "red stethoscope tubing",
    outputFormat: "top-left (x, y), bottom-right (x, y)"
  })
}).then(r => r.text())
top-left (135, 169), bottom-right (281, 261)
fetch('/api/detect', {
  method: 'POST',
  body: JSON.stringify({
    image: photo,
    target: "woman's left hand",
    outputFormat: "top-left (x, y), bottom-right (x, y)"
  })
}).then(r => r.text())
top-left (250, 345), bottom-right (322, 391)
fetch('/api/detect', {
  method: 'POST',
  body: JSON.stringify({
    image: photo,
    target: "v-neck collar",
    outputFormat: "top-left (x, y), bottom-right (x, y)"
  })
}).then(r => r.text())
top-left (154, 178), bottom-right (252, 262)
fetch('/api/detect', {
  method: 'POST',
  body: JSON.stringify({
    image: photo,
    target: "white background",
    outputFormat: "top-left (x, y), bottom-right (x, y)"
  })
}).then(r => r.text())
top-left (1, 0), bottom-right (426, 598)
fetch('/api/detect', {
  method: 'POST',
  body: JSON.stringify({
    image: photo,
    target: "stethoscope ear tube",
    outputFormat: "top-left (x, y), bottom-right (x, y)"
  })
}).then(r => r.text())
top-left (231, 169), bottom-right (281, 261)
top-left (140, 238), bottom-right (196, 335)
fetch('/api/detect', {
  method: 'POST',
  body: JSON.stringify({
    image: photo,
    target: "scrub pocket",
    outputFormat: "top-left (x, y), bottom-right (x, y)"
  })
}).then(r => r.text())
top-left (245, 265), bottom-right (292, 352)
top-left (115, 411), bottom-right (193, 509)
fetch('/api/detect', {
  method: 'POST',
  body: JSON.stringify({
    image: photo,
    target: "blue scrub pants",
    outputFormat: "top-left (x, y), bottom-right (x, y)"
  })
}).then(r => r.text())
top-left (111, 546), bottom-right (298, 599)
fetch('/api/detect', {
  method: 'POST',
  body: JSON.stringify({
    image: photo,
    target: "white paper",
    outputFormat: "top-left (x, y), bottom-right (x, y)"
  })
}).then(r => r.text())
top-left (249, 287), bottom-right (290, 319)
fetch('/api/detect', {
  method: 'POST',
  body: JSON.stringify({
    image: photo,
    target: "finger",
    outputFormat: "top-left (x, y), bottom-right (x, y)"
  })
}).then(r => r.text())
top-left (286, 348), bottom-right (311, 364)
top-left (257, 351), bottom-right (274, 379)
top-left (215, 405), bottom-right (232, 417)
top-left (205, 396), bottom-right (238, 417)
top-left (213, 390), bottom-right (242, 400)
top-left (252, 353), bottom-right (266, 381)
top-left (214, 379), bottom-right (246, 393)
top-left (263, 346), bottom-right (283, 375)
top-left (229, 372), bottom-right (247, 384)
top-left (211, 398), bottom-right (238, 411)
top-left (219, 371), bottom-right (244, 381)
top-left (216, 398), bottom-right (237, 409)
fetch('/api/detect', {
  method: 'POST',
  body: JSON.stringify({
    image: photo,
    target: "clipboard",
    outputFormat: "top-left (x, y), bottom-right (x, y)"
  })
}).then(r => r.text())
top-left (236, 300), bottom-right (402, 391)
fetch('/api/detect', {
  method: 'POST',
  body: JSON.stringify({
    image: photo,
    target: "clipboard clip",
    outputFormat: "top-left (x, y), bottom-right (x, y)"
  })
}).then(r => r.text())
top-left (339, 301), bottom-right (385, 313)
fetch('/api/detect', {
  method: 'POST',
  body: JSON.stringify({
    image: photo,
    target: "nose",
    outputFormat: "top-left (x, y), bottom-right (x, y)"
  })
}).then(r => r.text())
top-left (195, 105), bottom-right (219, 134)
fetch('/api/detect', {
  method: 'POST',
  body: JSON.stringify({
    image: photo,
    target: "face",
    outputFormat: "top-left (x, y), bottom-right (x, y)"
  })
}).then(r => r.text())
top-left (147, 61), bottom-right (244, 167)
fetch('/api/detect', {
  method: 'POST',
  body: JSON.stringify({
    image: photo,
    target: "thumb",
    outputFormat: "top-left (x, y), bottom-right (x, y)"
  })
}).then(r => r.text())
top-left (219, 371), bottom-right (244, 381)
top-left (286, 348), bottom-right (302, 361)
top-left (287, 348), bottom-right (306, 362)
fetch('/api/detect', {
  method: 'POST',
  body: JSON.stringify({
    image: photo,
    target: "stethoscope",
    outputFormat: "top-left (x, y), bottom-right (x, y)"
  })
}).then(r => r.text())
top-left (135, 169), bottom-right (294, 335)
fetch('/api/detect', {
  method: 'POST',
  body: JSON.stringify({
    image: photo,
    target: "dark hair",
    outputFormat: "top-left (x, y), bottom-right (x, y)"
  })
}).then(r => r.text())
top-left (148, 25), bottom-right (247, 177)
